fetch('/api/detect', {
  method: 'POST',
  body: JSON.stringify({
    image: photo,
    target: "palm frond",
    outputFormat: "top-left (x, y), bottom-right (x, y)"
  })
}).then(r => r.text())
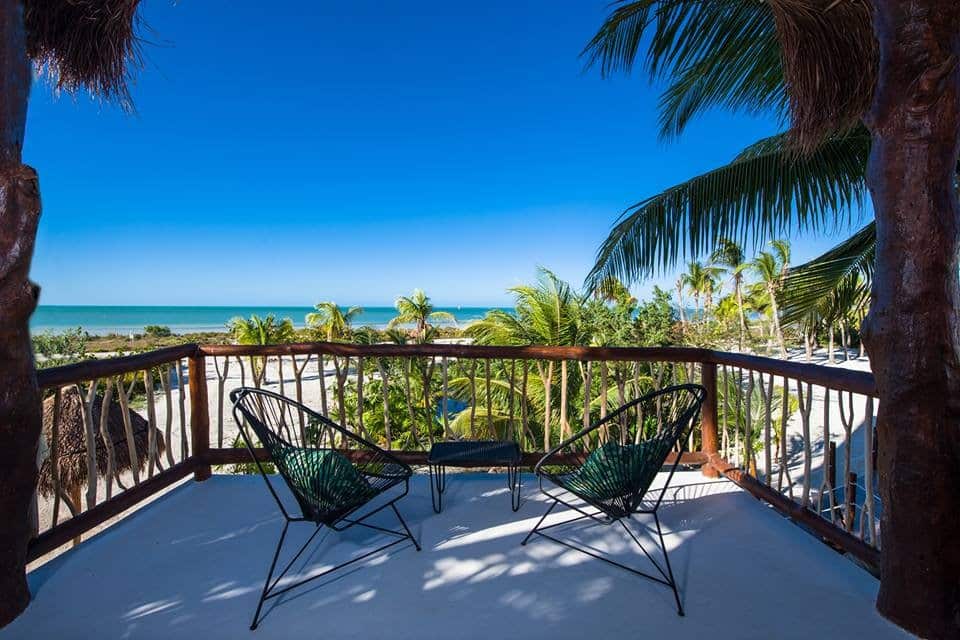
top-left (780, 220), bottom-right (876, 325)
top-left (585, 128), bottom-right (870, 288)
top-left (582, 0), bottom-right (785, 138)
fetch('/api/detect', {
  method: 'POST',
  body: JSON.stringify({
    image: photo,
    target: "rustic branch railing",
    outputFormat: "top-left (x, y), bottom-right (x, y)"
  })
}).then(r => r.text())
top-left (28, 342), bottom-right (881, 573)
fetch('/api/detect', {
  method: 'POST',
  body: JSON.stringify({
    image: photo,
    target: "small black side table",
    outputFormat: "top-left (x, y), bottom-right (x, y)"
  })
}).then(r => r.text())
top-left (427, 441), bottom-right (522, 513)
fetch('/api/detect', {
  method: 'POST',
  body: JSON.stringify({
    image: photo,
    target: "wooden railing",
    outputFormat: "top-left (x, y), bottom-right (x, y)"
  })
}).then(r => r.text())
top-left (28, 342), bottom-right (881, 573)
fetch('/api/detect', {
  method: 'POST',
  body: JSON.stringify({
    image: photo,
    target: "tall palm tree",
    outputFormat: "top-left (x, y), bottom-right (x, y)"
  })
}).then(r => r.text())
top-left (389, 289), bottom-right (455, 341)
top-left (751, 245), bottom-right (789, 357)
top-left (712, 238), bottom-right (750, 349)
top-left (681, 261), bottom-right (721, 322)
top-left (305, 302), bottom-right (362, 342)
top-left (674, 277), bottom-right (687, 326)
top-left (468, 268), bottom-right (590, 449)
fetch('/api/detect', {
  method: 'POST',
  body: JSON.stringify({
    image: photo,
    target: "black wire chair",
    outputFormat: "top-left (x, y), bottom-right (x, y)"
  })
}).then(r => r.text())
top-left (521, 383), bottom-right (706, 616)
top-left (230, 387), bottom-right (420, 630)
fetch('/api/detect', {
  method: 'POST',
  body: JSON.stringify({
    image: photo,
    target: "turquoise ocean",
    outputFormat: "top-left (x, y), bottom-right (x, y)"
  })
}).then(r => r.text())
top-left (31, 306), bottom-right (505, 336)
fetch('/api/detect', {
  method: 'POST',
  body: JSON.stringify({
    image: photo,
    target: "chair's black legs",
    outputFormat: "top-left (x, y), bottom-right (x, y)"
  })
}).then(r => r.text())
top-left (653, 511), bottom-right (684, 616)
top-left (521, 499), bottom-right (557, 545)
top-left (523, 499), bottom-right (685, 617)
top-left (251, 520), bottom-right (290, 631)
top-left (391, 503), bottom-right (421, 551)
top-left (429, 463), bottom-right (446, 513)
top-left (250, 500), bottom-right (419, 630)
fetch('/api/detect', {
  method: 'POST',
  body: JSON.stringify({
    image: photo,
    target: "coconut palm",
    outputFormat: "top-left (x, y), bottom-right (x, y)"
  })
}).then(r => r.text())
top-left (389, 289), bottom-right (455, 341)
top-left (674, 277), bottom-right (687, 326)
top-left (305, 302), bottom-right (362, 342)
top-left (227, 315), bottom-right (296, 387)
top-left (469, 268), bottom-right (590, 449)
top-left (681, 261), bottom-right (721, 322)
top-left (228, 314), bottom-right (295, 346)
top-left (581, 0), bottom-right (874, 317)
top-left (751, 244), bottom-right (789, 357)
top-left (712, 238), bottom-right (751, 349)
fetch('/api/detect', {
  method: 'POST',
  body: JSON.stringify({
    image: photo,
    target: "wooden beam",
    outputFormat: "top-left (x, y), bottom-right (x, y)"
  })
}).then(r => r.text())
top-left (188, 355), bottom-right (210, 481)
top-left (37, 344), bottom-right (198, 389)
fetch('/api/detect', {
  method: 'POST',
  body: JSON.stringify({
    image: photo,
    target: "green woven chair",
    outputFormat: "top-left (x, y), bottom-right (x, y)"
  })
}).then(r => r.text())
top-left (521, 384), bottom-right (705, 616)
top-left (231, 387), bottom-right (420, 630)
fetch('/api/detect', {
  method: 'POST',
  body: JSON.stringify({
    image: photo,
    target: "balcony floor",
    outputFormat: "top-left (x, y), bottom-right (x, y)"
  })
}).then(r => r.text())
top-left (5, 473), bottom-right (908, 639)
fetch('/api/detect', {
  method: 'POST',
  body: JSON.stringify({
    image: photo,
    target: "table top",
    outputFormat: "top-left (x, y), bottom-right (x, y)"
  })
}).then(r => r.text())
top-left (428, 440), bottom-right (521, 465)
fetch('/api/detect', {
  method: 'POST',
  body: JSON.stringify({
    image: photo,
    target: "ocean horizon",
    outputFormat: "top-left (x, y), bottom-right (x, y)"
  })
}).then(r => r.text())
top-left (31, 305), bottom-right (507, 336)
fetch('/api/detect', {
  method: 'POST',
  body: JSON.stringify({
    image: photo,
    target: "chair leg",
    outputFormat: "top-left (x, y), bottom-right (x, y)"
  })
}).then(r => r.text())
top-left (391, 503), bottom-right (421, 551)
top-left (521, 499), bottom-right (557, 545)
top-left (251, 520), bottom-right (290, 631)
top-left (653, 511), bottom-right (684, 616)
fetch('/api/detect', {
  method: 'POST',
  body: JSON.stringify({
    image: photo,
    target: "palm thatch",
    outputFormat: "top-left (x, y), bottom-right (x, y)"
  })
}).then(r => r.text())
top-left (38, 386), bottom-right (165, 497)
top-left (769, 0), bottom-right (877, 152)
top-left (24, 0), bottom-right (144, 109)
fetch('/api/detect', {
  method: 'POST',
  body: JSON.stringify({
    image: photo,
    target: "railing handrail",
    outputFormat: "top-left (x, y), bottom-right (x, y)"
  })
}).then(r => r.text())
top-left (33, 342), bottom-right (877, 396)
top-left (36, 343), bottom-right (198, 389)
top-left (198, 341), bottom-right (710, 362)
top-left (704, 350), bottom-right (877, 397)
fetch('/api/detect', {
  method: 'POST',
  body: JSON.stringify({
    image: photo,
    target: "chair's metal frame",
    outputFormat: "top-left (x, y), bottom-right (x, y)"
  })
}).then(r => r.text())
top-left (231, 387), bottom-right (421, 631)
top-left (521, 384), bottom-right (706, 616)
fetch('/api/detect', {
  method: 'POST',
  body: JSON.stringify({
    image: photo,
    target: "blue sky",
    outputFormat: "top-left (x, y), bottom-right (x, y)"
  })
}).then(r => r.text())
top-left (25, 1), bottom-right (865, 307)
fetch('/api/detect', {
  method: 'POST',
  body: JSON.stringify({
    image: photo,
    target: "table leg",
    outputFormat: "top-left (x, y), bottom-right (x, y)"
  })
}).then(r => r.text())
top-left (429, 463), bottom-right (446, 513)
top-left (509, 463), bottom-right (521, 512)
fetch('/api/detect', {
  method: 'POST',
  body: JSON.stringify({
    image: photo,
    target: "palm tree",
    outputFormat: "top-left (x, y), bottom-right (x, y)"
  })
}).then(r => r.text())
top-left (681, 261), bottom-right (721, 322)
top-left (674, 277), bottom-right (687, 326)
top-left (305, 302), bottom-right (362, 342)
top-left (581, 0), bottom-right (874, 319)
top-left (227, 315), bottom-right (296, 386)
top-left (712, 239), bottom-right (750, 349)
top-left (469, 268), bottom-right (590, 449)
top-left (389, 289), bottom-right (455, 341)
top-left (750, 245), bottom-right (789, 357)
top-left (228, 314), bottom-right (296, 346)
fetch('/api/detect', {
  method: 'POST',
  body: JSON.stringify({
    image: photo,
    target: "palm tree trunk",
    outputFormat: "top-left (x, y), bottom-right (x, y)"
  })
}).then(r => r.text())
top-left (828, 324), bottom-right (836, 364)
top-left (735, 278), bottom-right (747, 350)
top-left (766, 284), bottom-right (787, 357)
top-left (0, 3), bottom-right (41, 626)
top-left (675, 285), bottom-right (686, 326)
top-left (862, 3), bottom-right (960, 635)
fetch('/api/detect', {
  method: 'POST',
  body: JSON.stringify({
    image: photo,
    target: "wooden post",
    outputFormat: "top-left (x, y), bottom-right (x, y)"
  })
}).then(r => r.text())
top-left (700, 362), bottom-right (720, 478)
top-left (189, 354), bottom-right (211, 481)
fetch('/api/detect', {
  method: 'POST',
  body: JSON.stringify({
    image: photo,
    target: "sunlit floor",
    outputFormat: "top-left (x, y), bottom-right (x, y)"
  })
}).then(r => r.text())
top-left (5, 472), bottom-right (909, 640)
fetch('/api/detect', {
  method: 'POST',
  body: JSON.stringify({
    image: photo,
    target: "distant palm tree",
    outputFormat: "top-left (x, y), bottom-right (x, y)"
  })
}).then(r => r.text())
top-left (228, 314), bottom-right (295, 345)
top-left (674, 277), bottom-right (687, 326)
top-left (389, 289), bottom-right (455, 341)
top-left (682, 261), bottom-right (721, 322)
top-left (712, 238), bottom-right (751, 349)
top-left (306, 302), bottom-right (363, 342)
top-left (751, 244), bottom-right (789, 357)
top-left (227, 314), bottom-right (296, 386)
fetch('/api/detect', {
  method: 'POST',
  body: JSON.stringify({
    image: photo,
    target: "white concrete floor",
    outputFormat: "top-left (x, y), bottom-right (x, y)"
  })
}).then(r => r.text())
top-left (7, 472), bottom-right (910, 640)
